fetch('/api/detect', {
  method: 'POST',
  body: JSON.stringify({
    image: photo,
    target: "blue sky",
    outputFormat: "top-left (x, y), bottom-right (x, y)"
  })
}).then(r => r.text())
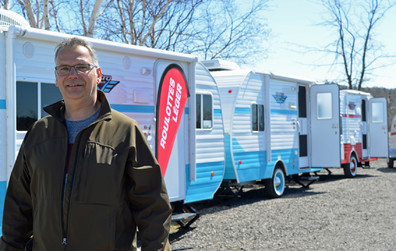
top-left (247, 0), bottom-right (396, 89)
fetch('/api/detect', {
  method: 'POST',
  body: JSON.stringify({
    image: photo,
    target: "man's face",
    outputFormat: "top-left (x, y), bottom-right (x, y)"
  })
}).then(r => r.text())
top-left (55, 45), bottom-right (102, 105)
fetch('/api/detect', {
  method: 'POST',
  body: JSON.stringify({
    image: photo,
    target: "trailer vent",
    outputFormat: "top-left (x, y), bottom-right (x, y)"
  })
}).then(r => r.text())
top-left (201, 59), bottom-right (240, 71)
top-left (0, 9), bottom-right (30, 28)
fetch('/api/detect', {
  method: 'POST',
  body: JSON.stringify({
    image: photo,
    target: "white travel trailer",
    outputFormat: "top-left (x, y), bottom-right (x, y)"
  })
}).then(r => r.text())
top-left (203, 60), bottom-right (322, 198)
top-left (387, 115), bottom-right (396, 168)
top-left (310, 87), bottom-right (388, 176)
top-left (335, 89), bottom-right (388, 176)
top-left (203, 60), bottom-right (389, 197)
top-left (0, 18), bottom-right (225, 229)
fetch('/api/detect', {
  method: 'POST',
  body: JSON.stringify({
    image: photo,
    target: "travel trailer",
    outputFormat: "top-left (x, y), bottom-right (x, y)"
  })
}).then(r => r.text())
top-left (337, 89), bottom-right (388, 176)
top-left (0, 18), bottom-right (225, 228)
top-left (202, 60), bottom-right (323, 198)
top-left (203, 60), bottom-right (389, 194)
top-left (311, 86), bottom-right (387, 177)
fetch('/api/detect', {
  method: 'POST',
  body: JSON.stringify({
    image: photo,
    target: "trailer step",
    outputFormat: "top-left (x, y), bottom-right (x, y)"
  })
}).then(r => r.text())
top-left (171, 204), bottom-right (200, 228)
top-left (293, 175), bottom-right (319, 188)
top-left (362, 161), bottom-right (376, 169)
top-left (171, 212), bottom-right (197, 222)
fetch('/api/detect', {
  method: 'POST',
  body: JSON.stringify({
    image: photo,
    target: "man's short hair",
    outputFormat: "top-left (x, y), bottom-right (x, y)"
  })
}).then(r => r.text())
top-left (54, 37), bottom-right (99, 66)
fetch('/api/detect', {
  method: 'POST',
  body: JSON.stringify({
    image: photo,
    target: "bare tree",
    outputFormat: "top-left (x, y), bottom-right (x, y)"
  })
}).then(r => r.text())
top-left (9, 0), bottom-right (109, 36)
top-left (18, 0), bottom-right (38, 27)
top-left (1, 0), bottom-right (11, 9)
top-left (42, 0), bottom-right (50, 30)
top-left (99, 0), bottom-right (269, 63)
top-left (12, 0), bottom-right (54, 29)
top-left (321, 0), bottom-right (395, 90)
top-left (49, 0), bottom-right (61, 32)
top-left (77, 0), bottom-right (110, 37)
top-left (100, 0), bottom-right (202, 47)
top-left (190, 0), bottom-right (269, 63)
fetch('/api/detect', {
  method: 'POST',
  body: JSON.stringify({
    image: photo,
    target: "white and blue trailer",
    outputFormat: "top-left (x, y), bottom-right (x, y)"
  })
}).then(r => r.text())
top-left (203, 60), bottom-right (323, 198)
top-left (204, 60), bottom-right (389, 192)
top-left (0, 11), bottom-right (225, 230)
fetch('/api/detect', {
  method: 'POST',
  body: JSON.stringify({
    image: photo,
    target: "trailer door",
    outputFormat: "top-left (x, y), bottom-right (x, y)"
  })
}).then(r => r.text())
top-left (368, 98), bottom-right (388, 157)
top-left (310, 84), bottom-right (340, 167)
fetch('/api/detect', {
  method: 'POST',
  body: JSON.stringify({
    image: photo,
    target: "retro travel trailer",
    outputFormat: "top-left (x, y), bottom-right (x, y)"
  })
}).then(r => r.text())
top-left (202, 60), bottom-right (323, 198)
top-left (337, 89), bottom-right (388, 176)
top-left (308, 85), bottom-right (388, 177)
top-left (0, 17), bottom-right (226, 229)
top-left (203, 60), bottom-right (389, 195)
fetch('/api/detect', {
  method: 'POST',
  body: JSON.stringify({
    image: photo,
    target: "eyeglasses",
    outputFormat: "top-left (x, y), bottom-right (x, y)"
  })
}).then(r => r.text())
top-left (55, 64), bottom-right (97, 76)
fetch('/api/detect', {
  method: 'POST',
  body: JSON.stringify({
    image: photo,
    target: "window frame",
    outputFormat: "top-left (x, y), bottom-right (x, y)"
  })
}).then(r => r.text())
top-left (16, 81), bottom-right (62, 131)
top-left (251, 103), bottom-right (264, 132)
top-left (316, 92), bottom-right (333, 120)
top-left (196, 92), bottom-right (214, 130)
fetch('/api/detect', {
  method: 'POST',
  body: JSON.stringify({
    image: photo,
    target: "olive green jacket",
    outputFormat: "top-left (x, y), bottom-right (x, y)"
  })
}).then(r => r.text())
top-left (0, 91), bottom-right (172, 251)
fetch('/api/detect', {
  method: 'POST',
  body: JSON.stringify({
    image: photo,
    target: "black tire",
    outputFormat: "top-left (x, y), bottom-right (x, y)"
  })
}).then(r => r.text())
top-left (343, 154), bottom-right (358, 178)
top-left (264, 166), bottom-right (286, 198)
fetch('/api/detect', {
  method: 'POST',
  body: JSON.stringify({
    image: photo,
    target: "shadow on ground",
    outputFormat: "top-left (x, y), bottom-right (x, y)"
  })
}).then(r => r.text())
top-left (377, 167), bottom-right (396, 173)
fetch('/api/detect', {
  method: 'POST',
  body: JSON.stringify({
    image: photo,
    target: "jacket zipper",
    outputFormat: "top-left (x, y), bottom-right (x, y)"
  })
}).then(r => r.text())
top-left (61, 134), bottom-right (82, 248)
top-left (61, 130), bottom-right (69, 248)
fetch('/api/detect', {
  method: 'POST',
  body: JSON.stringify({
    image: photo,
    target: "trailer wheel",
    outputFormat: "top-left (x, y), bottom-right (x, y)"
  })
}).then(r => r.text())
top-left (264, 166), bottom-right (286, 198)
top-left (343, 154), bottom-right (358, 178)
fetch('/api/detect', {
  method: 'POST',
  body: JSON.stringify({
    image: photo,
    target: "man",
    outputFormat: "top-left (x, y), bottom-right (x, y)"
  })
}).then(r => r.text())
top-left (0, 37), bottom-right (172, 251)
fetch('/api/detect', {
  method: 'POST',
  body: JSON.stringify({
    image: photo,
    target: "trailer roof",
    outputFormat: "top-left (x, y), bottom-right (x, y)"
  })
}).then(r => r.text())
top-left (3, 25), bottom-right (198, 63)
top-left (202, 59), bottom-right (317, 85)
top-left (340, 89), bottom-right (371, 96)
top-left (0, 9), bottom-right (30, 28)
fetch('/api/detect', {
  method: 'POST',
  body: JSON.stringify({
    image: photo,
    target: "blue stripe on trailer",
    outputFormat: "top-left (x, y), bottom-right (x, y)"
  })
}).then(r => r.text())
top-left (234, 107), bottom-right (251, 114)
top-left (111, 104), bottom-right (154, 113)
top-left (0, 181), bottom-right (7, 235)
top-left (270, 109), bottom-right (298, 115)
top-left (233, 150), bottom-right (267, 182)
top-left (184, 160), bottom-right (225, 204)
top-left (270, 148), bottom-right (299, 175)
top-left (213, 109), bottom-right (222, 116)
top-left (230, 137), bottom-right (300, 182)
top-left (223, 134), bottom-right (236, 180)
top-left (0, 99), bottom-right (6, 109)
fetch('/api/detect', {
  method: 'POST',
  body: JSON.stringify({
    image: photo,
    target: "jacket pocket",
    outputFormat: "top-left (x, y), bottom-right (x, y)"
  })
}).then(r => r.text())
top-left (67, 202), bottom-right (115, 251)
top-left (83, 142), bottom-right (118, 166)
top-left (76, 142), bottom-right (122, 204)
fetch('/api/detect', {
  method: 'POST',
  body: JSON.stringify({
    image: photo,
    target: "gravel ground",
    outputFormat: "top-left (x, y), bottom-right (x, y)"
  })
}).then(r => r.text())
top-left (169, 158), bottom-right (396, 251)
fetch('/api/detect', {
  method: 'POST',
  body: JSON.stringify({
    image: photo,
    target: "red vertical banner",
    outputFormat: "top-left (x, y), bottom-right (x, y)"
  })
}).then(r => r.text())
top-left (156, 64), bottom-right (189, 176)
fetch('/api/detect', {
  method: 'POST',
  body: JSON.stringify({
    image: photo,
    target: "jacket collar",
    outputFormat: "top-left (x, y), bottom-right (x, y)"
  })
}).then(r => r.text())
top-left (43, 90), bottom-right (112, 123)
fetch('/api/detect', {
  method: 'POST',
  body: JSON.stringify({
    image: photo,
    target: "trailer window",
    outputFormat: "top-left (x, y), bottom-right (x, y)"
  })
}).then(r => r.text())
top-left (41, 83), bottom-right (63, 117)
top-left (252, 104), bottom-right (264, 132)
top-left (361, 100), bottom-right (367, 121)
top-left (17, 82), bottom-right (38, 131)
top-left (196, 94), bottom-right (213, 129)
top-left (298, 86), bottom-right (307, 118)
top-left (371, 102), bottom-right (384, 123)
top-left (17, 81), bottom-right (62, 131)
top-left (317, 92), bottom-right (332, 119)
